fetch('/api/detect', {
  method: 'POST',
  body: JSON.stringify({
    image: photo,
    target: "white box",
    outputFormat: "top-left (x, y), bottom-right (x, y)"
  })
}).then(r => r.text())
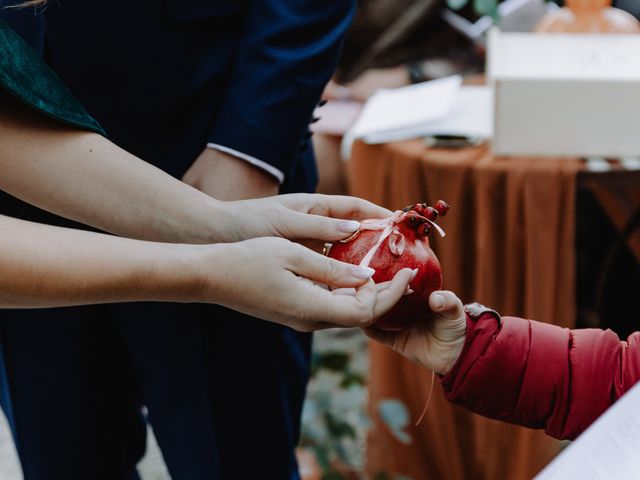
top-left (489, 29), bottom-right (640, 157)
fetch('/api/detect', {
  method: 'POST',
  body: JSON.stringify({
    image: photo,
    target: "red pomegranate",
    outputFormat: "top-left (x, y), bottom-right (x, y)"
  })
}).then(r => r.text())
top-left (327, 201), bottom-right (449, 331)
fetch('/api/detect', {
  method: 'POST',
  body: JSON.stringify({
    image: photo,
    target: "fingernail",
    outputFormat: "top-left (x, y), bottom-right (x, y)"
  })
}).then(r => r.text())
top-left (411, 268), bottom-right (419, 280)
top-left (404, 288), bottom-right (414, 296)
top-left (352, 266), bottom-right (375, 279)
top-left (339, 220), bottom-right (360, 233)
top-left (431, 293), bottom-right (444, 310)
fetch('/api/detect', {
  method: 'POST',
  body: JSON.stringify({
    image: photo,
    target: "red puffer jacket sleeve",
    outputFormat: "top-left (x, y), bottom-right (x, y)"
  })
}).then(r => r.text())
top-left (439, 306), bottom-right (640, 440)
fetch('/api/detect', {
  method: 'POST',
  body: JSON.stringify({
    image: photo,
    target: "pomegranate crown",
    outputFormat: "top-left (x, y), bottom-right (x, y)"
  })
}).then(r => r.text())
top-left (398, 200), bottom-right (449, 237)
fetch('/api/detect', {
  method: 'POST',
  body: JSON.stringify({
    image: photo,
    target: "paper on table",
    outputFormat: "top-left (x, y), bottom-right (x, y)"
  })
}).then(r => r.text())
top-left (362, 86), bottom-right (493, 145)
top-left (341, 75), bottom-right (462, 159)
top-left (352, 75), bottom-right (461, 138)
top-left (535, 381), bottom-right (640, 480)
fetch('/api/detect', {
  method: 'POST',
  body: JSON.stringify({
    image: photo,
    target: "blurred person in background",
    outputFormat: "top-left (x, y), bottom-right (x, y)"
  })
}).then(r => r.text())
top-left (326, 0), bottom-right (483, 101)
top-left (315, 0), bottom-right (483, 195)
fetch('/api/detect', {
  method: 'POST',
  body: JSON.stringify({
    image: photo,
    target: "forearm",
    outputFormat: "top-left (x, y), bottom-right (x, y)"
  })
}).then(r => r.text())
top-left (441, 314), bottom-right (566, 435)
top-left (0, 213), bottom-right (412, 333)
top-left (0, 93), bottom-right (228, 244)
top-left (441, 313), bottom-right (640, 440)
top-left (0, 213), bottom-right (211, 308)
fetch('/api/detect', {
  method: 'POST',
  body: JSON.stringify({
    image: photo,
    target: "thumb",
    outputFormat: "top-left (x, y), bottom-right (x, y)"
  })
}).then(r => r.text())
top-left (429, 291), bottom-right (465, 321)
top-left (428, 291), bottom-right (467, 345)
top-left (288, 245), bottom-right (376, 288)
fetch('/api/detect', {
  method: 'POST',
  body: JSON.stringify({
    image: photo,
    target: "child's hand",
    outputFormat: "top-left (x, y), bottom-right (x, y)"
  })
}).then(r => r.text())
top-left (365, 290), bottom-right (467, 375)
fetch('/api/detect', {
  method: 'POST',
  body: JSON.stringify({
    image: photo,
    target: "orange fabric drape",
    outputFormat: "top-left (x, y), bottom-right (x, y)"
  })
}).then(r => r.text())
top-left (348, 140), bottom-right (582, 480)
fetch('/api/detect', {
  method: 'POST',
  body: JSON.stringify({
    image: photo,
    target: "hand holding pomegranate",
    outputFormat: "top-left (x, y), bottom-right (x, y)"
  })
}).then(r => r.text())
top-left (321, 199), bottom-right (466, 373)
top-left (194, 237), bottom-right (415, 332)
top-left (219, 193), bottom-right (392, 246)
top-left (365, 290), bottom-right (467, 375)
top-left (327, 201), bottom-right (449, 330)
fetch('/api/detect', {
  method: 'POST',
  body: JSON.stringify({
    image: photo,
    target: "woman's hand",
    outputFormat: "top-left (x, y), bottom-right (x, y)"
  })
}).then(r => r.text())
top-left (220, 193), bottom-right (393, 248)
top-left (194, 237), bottom-right (414, 332)
top-left (365, 291), bottom-right (467, 375)
top-left (0, 214), bottom-right (409, 322)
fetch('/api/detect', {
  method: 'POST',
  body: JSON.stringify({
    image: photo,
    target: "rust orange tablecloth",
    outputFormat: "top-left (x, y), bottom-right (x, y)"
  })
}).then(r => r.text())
top-left (348, 140), bottom-right (583, 480)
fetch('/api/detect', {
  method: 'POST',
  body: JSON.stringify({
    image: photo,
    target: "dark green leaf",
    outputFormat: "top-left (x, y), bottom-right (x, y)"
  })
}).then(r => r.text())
top-left (315, 352), bottom-right (350, 372)
top-left (324, 412), bottom-right (356, 439)
top-left (473, 0), bottom-right (498, 17)
top-left (314, 445), bottom-right (331, 470)
top-left (322, 472), bottom-right (347, 480)
top-left (446, 0), bottom-right (470, 10)
top-left (373, 472), bottom-right (393, 480)
top-left (340, 372), bottom-right (365, 388)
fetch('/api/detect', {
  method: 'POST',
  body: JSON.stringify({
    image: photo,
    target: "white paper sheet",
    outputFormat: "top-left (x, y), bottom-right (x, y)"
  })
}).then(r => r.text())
top-left (362, 86), bottom-right (493, 145)
top-left (341, 76), bottom-right (462, 158)
top-left (348, 75), bottom-right (461, 136)
top-left (535, 381), bottom-right (640, 480)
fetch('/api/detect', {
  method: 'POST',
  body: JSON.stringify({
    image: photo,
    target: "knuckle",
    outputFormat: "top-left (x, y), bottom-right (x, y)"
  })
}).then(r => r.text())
top-left (299, 323), bottom-right (314, 333)
top-left (294, 308), bottom-right (314, 333)
top-left (319, 218), bottom-right (334, 236)
top-left (342, 303), bottom-right (373, 328)
top-left (291, 322), bottom-right (309, 333)
top-left (286, 312), bottom-right (314, 334)
top-left (328, 259), bottom-right (344, 280)
top-left (284, 242), bottom-right (303, 263)
top-left (359, 310), bottom-right (376, 328)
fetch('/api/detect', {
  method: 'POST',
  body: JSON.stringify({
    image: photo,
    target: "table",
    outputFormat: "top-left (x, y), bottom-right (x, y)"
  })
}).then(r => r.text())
top-left (347, 139), bottom-right (640, 479)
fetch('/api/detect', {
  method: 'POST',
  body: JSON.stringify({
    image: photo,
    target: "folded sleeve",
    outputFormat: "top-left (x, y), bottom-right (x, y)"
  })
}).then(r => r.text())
top-left (206, 143), bottom-right (285, 184)
top-left (207, 0), bottom-right (356, 179)
top-left (0, 19), bottom-right (104, 135)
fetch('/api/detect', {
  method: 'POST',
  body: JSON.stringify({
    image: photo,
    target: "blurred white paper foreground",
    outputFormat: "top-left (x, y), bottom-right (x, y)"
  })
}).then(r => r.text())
top-left (362, 86), bottom-right (493, 145)
top-left (349, 75), bottom-right (462, 141)
top-left (535, 381), bottom-right (640, 480)
top-left (342, 78), bottom-right (492, 159)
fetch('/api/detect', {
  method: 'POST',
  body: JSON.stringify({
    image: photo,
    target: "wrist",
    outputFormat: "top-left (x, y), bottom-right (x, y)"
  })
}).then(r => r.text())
top-left (179, 243), bottom-right (232, 304)
top-left (184, 195), bottom-right (229, 244)
top-left (141, 243), bottom-right (218, 303)
top-left (198, 196), bottom-right (238, 243)
top-left (433, 316), bottom-right (468, 375)
top-left (208, 200), bottom-right (258, 243)
top-left (438, 336), bottom-right (466, 376)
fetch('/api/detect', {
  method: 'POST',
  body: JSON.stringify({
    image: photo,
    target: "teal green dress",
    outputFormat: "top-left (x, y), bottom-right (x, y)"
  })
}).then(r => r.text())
top-left (0, 18), bottom-right (104, 135)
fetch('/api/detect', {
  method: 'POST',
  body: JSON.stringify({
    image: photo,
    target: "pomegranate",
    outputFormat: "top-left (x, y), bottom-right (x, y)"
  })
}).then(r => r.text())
top-left (326, 202), bottom-right (449, 331)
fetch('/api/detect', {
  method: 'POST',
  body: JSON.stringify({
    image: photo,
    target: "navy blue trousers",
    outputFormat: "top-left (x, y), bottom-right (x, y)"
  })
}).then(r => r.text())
top-left (0, 303), bottom-right (311, 480)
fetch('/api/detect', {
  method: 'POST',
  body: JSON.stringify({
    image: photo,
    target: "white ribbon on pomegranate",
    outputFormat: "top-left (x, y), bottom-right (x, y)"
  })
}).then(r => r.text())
top-left (358, 210), bottom-right (446, 268)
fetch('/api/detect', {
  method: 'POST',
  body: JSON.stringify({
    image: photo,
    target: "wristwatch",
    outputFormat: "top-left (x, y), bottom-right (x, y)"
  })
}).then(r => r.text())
top-left (464, 303), bottom-right (502, 325)
top-left (406, 61), bottom-right (427, 84)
